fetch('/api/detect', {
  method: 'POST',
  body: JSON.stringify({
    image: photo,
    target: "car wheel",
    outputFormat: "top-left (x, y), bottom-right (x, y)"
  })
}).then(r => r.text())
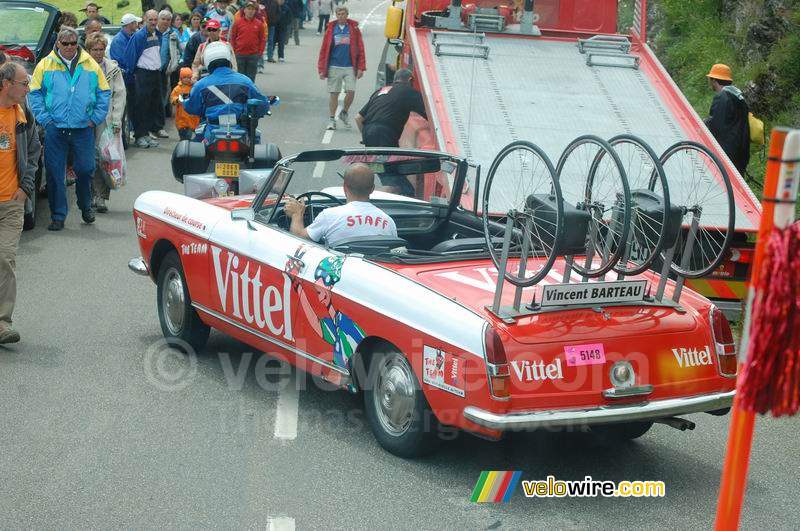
top-left (363, 348), bottom-right (440, 457)
top-left (157, 250), bottom-right (210, 351)
top-left (592, 421), bottom-right (653, 441)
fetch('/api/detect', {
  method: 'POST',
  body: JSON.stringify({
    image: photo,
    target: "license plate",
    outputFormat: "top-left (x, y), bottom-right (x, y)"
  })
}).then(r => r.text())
top-left (216, 162), bottom-right (240, 178)
top-left (564, 343), bottom-right (607, 367)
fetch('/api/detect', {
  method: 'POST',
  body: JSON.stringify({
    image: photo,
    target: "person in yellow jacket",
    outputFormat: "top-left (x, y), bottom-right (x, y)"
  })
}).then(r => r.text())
top-left (28, 27), bottom-right (110, 230)
top-left (170, 67), bottom-right (201, 140)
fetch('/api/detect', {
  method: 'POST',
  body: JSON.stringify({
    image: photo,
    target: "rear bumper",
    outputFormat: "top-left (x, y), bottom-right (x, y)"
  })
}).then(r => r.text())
top-left (463, 390), bottom-right (735, 431)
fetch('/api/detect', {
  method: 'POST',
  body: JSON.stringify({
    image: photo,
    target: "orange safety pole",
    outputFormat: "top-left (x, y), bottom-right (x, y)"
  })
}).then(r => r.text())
top-left (715, 128), bottom-right (791, 530)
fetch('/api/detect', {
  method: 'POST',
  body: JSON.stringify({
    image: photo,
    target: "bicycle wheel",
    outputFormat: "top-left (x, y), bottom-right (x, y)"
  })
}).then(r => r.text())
top-left (609, 134), bottom-right (670, 276)
top-left (556, 135), bottom-right (631, 277)
top-left (658, 141), bottom-right (735, 278)
top-left (482, 141), bottom-right (563, 287)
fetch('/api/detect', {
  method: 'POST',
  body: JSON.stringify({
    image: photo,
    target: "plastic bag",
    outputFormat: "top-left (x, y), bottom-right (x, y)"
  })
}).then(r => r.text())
top-left (98, 128), bottom-right (126, 189)
top-left (749, 112), bottom-right (765, 145)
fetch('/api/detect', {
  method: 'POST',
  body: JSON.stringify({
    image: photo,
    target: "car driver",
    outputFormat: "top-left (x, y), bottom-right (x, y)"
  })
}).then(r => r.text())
top-left (283, 163), bottom-right (398, 247)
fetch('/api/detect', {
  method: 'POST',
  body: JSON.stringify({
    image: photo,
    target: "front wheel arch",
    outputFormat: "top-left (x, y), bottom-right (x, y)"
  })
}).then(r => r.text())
top-left (150, 239), bottom-right (179, 282)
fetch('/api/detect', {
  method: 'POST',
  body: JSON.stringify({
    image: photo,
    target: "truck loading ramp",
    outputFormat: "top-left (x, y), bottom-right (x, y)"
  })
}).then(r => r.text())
top-left (417, 31), bottom-right (758, 231)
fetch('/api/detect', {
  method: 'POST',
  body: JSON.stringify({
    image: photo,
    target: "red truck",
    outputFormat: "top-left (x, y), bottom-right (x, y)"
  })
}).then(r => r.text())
top-left (379, 0), bottom-right (761, 320)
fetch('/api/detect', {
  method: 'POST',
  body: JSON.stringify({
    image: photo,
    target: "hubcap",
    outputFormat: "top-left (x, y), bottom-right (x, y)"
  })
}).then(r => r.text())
top-left (162, 268), bottom-right (185, 336)
top-left (373, 353), bottom-right (416, 436)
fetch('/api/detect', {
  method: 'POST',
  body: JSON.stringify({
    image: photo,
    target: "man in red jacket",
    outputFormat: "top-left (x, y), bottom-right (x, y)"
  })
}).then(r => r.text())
top-left (230, 1), bottom-right (267, 81)
top-left (317, 6), bottom-right (366, 130)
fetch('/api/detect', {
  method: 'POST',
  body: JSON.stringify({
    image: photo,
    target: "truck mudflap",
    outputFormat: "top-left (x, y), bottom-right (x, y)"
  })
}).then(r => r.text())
top-left (463, 390), bottom-right (734, 430)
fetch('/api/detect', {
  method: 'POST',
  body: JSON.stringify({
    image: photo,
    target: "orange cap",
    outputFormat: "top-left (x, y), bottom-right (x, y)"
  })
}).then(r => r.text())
top-left (707, 64), bottom-right (733, 81)
top-left (180, 67), bottom-right (192, 80)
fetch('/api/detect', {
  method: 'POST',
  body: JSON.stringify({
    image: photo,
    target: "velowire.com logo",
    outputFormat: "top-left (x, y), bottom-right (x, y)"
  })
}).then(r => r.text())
top-left (470, 471), bottom-right (521, 502)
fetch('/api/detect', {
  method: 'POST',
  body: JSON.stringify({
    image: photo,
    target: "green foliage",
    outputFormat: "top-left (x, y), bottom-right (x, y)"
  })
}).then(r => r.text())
top-left (650, 0), bottom-right (800, 207)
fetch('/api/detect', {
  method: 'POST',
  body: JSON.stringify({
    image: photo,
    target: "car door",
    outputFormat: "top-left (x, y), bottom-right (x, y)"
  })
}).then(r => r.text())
top-left (204, 212), bottom-right (300, 358)
top-left (281, 240), bottom-right (357, 388)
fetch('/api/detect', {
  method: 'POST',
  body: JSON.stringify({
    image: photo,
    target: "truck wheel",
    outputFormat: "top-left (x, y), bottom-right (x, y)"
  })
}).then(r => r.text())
top-left (593, 421), bottom-right (653, 441)
top-left (363, 348), bottom-right (440, 457)
top-left (157, 250), bottom-right (210, 352)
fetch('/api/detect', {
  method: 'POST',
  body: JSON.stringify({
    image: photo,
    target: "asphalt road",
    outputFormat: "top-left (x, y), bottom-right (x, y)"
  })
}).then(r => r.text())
top-left (4, 2), bottom-right (799, 528)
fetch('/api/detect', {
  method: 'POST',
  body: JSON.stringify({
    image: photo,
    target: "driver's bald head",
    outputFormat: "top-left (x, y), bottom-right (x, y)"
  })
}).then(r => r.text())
top-left (343, 163), bottom-right (375, 198)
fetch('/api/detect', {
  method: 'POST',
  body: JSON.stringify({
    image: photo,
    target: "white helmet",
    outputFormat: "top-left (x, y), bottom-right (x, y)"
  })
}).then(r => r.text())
top-left (203, 41), bottom-right (232, 70)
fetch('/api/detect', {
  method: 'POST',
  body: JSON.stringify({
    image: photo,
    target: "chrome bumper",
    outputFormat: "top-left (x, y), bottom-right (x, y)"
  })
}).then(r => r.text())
top-left (128, 257), bottom-right (149, 276)
top-left (463, 390), bottom-right (735, 431)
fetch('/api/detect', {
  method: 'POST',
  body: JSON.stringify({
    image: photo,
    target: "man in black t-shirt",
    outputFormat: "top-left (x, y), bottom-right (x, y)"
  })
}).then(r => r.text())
top-left (356, 68), bottom-right (427, 148)
top-left (356, 69), bottom-right (427, 195)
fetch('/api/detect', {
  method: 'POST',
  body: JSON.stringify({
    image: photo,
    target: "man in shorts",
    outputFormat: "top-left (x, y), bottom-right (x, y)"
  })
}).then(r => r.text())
top-left (317, 6), bottom-right (366, 131)
top-left (283, 163), bottom-right (397, 246)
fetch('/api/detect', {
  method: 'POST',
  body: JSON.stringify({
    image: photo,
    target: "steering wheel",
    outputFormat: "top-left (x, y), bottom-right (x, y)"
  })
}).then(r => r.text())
top-left (292, 191), bottom-right (345, 224)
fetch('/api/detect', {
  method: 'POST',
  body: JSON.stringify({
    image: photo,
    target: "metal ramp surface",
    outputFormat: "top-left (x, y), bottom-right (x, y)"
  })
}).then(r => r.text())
top-left (426, 34), bottom-right (756, 231)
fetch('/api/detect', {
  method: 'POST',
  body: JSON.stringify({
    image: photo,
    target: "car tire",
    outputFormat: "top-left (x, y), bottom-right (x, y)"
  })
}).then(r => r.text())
top-left (157, 250), bottom-right (210, 352)
top-left (362, 348), bottom-right (441, 458)
top-left (592, 421), bottom-right (653, 441)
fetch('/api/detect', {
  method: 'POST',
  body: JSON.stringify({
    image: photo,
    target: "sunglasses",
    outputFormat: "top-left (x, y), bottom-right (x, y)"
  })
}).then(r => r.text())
top-left (60, 41), bottom-right (78, 46)
top-left (207, 28), bottom-right (219, 32)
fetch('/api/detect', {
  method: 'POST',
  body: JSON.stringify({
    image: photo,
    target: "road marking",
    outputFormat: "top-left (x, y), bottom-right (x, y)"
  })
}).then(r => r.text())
top-left (313, 161), bottom-right (325, 178)
top-left (363, 0), bottom-right (390, 25)
top-left (321, 130), bottom-right (334, 144)
top-left (273, 376), bottom-right (299, 440)
top-left (267, 516), bottom-right (295, 531)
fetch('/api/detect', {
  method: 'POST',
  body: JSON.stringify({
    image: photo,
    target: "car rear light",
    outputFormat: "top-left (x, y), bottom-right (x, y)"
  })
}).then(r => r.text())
top-left (216, 140), bottom-right (228, 151)
top-left (728, 247), bottom-right (754, 264)
top-left (710, 305), bottom-right (737, 378)
top-left (230, 140), bottom-right (240, 152)
top-left (484, 326), bottom-right (510, 400)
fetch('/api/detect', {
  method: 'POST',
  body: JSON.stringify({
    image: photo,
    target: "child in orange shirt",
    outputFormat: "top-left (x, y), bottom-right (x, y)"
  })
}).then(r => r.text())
top-left (170, 68), bottom-right (201, 140)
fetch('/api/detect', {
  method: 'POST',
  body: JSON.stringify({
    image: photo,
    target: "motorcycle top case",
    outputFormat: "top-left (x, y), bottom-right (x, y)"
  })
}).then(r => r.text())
top-left (172, 140), bottom-right (208, 183)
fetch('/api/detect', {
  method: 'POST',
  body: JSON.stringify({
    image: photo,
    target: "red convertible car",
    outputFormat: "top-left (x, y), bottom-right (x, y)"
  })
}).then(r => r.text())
top-left (130, 147), bottom-right (737, 457)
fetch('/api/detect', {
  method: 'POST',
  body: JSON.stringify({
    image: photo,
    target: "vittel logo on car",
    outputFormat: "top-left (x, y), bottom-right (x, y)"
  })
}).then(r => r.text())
top-left (511, 359), bottom-right (564, 382)
top-left (211, 246), bottom-right (293, 340)
top-left (672, 346), bottom-right (713, 368)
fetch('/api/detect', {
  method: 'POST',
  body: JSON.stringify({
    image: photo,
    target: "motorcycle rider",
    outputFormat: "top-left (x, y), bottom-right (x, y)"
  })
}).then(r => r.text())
top-left (183, 41), bottom-right (269, 142)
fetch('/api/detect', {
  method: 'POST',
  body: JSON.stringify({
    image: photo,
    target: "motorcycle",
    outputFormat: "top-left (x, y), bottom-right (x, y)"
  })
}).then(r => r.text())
top-left (171, 96), bottom-right (282, 198)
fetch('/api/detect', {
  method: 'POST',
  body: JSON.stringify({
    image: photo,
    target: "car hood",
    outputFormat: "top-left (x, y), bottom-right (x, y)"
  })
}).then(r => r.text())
top-left (390, 258), bottom-right (704, 344)
top-left (202, 195), bottom-right (256, 211)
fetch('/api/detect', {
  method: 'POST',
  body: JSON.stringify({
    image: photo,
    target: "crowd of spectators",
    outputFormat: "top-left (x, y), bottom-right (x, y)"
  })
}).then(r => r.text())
top-left (14, 0), bottom-right (362, 228)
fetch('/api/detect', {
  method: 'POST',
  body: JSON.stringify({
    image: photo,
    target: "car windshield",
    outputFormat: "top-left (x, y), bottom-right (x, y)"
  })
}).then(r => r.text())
top-left (0, 4), bottom-right (51, 46)
top-left (255, 150), bottom-right (462, 216)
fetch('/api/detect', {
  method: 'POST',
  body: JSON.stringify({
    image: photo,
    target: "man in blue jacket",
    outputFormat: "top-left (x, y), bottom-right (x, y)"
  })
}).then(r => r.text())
top-left (110, 13), bottom-right (141, 140)
top-left (183, 41), bottom-right (268, 142)
top-left (28, 27), bottom-right (110, 231)
top-left (124, 10), bottom-right (167, 148)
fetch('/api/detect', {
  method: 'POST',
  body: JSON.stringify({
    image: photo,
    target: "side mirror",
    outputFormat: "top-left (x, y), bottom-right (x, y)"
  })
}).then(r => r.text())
top-left (231, 207), bottom-right (255, 221)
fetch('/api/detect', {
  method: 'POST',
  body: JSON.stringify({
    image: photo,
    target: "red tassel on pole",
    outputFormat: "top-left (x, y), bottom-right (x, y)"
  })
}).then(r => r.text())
top-left (716, 127), bottom-right (800, 530)
top-left (739, 222), bottom-right (800, 415)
